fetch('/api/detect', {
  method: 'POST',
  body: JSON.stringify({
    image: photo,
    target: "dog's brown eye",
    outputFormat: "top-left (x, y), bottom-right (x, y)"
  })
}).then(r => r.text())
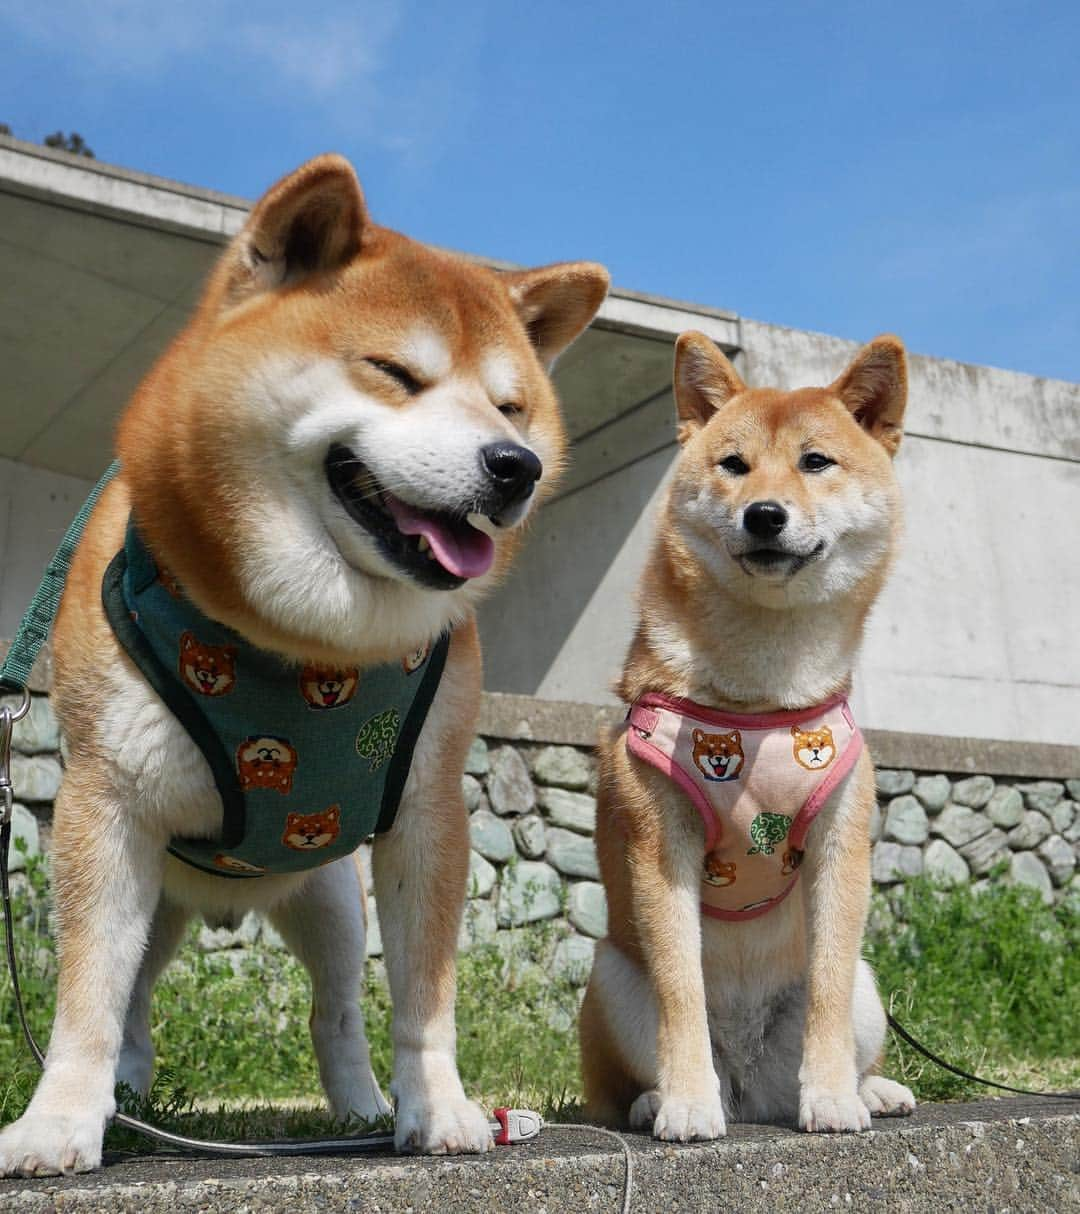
top-left (800, 452), bottom-right (835, 472)
top-left (365, 358), bottom-right (422, 395)
top-left (498, 403), bottom-right (522, 418)
top-left (719, 454), bottom-right (749, 475)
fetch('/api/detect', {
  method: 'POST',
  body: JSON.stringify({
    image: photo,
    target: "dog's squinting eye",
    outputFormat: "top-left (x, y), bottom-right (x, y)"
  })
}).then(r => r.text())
top-left (800, 452), bottom-right (836, 473)
top-left (718, 455), bottom-right (750, 475)
top-left (498, 403), bottom-right (523, 418)
top-left (365, 358), bottom-right (423, 395)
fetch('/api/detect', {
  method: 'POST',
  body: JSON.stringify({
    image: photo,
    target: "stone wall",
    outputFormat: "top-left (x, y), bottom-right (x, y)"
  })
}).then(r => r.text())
top-left (4, 688), bottom-right (1079, 987)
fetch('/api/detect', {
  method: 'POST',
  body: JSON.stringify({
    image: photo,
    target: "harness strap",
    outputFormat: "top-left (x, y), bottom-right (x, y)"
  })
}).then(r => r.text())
top-left (0, 461), bottom-right (121, 696)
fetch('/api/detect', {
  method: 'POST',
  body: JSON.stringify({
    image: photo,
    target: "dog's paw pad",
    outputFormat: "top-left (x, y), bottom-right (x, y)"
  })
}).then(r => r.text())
top-left (652, 1094), bottom-right (726, 1142)
top-left (860, 1075), bottom-right (916, 1117)
top-left (799, 1089), bottom-right (871, 1133)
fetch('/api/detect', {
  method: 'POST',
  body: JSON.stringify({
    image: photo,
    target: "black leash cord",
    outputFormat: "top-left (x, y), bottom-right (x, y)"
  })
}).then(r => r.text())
top-left (886, 1013), bottom-right (1079, 1101)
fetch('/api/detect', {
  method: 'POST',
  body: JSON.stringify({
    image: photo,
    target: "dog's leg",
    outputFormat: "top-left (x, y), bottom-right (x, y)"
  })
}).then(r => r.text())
top-left (116, 896), bottom-right (190, 1097)
top-left (797, 756), bottom-right (876, 1132)
top-left (268, 858), bottom-right (391, 1123)
top-left (853, 960), bottom-right (916, 1117)
top-left (627, 809), bottom-right (726, 1142)
top-left (372, 626), bottom-right (493, 1155)
top-left (0, 779), bottom-right (164, 1176)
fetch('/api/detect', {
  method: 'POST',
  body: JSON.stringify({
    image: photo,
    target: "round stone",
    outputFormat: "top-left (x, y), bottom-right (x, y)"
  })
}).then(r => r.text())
top-left (6, 804), bottom-right (41, 873)
top-left (546, 827), bottom-right (600, 879)
top-left (1018, 782), bottom-right (1065, 815)
top-left (469, 810), bottom-right (515, 863)
top-left (467, 850), bottom-right (497, 898)
top-left (488, 746), bottom-right (536, 817)
top-left (1037, 835), bottom-right (1076, 887)
top-left (365, 896), bottom-right (383, 956)
top-left (871, 841), bottom-right (923, 884)
top-left (1049, 800), bottom-right (1076, 835)
top-left (875, 769), bottom-right (915, 797)
top-left (958, 827), bottom-right (1009, 876)
top-left (1065, 780), bottom-right (1080, 802)
top-left (1008, 852), bottom-right (1053, 904)
top-left (951, 775), bottom-right (996, 809)
top-left (931, 804), bottom-right (993, 848)
top-left (551, 934), bottom-right (595, 987)
top-left (986, 786), bottom-right (1024, 829)
top-left (513, 814), bottom-right (547, 860)
top-left (9, 754), bottom-right (62, 803)
top-left (923, 839), bottom-right (970, 886)
top-left (539, 787), bottom-right (597, 834)
top-left (869, 800), bottom-right (883, 844)
top-left (459, 899), bottom-right (497, 950)
top-left (496, 861), bottom-right (563, 926)
top-left (568, 880), bottom-right (608, 938)
top-left (913, 774), bottom-right (951, 813)
top-left (462, 774), bottom-right (484, 812)
top-left (1007, 811), bottom-right (1053, 851)
top-left (531, 745), bottom-right (592, 791)
top-left (7, 695), bottom-right (60, 755)
top-left (883, 795), bottom-right (929, 845)
top-left (465, 737), bottom-right (490, 777)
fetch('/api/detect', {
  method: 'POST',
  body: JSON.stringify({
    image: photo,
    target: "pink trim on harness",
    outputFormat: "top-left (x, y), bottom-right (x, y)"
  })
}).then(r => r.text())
top-left (626, 691), bottom-right (863, 921)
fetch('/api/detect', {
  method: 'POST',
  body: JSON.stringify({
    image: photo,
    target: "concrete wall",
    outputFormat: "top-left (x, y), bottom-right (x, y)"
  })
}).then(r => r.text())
top-left (478, 321), bottom-right (1080, 747)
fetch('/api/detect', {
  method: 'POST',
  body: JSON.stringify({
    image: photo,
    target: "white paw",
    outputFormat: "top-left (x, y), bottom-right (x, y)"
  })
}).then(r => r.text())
top-left (651, 1093), bottom-right (726, 1142)
top-left (799, 1088), bottom-right (872, 1133)
top-left (860, 1074), bottom-right (916, 1118)
top-left (0, 1113), bottom-right (104, 1177)
top-left (394, 1097), bottom-right (494, 1155)
top-left (628, 1089), bottom-right (661, 1130)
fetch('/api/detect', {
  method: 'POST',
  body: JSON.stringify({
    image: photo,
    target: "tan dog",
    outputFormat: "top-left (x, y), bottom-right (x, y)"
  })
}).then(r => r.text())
top-left (580, 332), bottom-right (916, 1138)
top-left (0, 155), bottom-right (607, 1175)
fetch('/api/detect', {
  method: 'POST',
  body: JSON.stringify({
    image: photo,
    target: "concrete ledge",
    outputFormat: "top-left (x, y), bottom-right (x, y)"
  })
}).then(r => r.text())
top-left (478, 691), bottom-right (1080, 780)
top-left (1, 1098), bottom-right (1076, 1212)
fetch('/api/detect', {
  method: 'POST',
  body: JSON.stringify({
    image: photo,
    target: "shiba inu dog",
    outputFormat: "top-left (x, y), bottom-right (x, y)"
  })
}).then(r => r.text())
top-left (580, 332), bottom-right (916, 1138)
top-left (0, 154), bottom-right (607, 1176)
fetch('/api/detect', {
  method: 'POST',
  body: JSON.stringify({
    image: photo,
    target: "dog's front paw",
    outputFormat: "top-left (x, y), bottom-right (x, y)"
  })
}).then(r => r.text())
top-left (799, 1087), bottom-right (871, 1133)
top-left (860, 1074), bottom-right (916, 1117)
top-left (0, 1113), bottom-right (104, 1177)
top-left (651, 1092), bottom-right (726, 1142)
top-left (394, 1097), bottom-right (494, 1155)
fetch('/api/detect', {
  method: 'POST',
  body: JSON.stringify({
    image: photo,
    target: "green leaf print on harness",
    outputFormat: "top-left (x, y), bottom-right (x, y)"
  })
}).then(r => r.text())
top-left (746, 812), bottom-right (792, 856)
top-left (356, 708), bottom-right (402, 772)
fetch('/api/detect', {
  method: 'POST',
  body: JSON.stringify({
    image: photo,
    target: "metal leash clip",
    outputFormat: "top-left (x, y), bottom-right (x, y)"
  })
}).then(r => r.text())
top-left (0, 688), bottom-right (31, 825)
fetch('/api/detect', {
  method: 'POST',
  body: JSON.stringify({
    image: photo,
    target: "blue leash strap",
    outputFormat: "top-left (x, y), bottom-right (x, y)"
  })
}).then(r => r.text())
top-left (0, 461), bottom-right (121, 695)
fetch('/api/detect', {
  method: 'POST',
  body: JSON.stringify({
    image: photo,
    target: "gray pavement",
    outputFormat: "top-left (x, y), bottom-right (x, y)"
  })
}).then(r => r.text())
top-left (1, 1096), bottom-right (1077, 1212)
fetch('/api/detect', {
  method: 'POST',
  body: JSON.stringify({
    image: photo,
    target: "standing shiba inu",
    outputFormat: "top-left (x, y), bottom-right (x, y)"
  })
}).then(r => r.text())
top-left (580, 332), bottom-right (916, 1138)
top-left (0, 155), bottom-right (608, 1176)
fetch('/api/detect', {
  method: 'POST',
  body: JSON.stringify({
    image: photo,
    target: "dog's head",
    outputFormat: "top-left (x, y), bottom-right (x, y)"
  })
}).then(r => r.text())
top-left (664, 331), bottom-right (908, 610)
top-left (120, 155), bottom-right (608, 661)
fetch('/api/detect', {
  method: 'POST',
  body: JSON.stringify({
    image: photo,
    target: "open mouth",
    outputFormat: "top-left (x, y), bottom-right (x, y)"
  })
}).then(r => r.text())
top-left (325, 443), bottom-right (495, 591)
top-left (738, 541), bottom-right (825, 577)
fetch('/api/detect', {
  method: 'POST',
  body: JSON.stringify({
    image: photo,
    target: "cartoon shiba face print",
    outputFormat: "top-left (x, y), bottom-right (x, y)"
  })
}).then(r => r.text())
top-left (692, 728), bottom-right (744, 782)
top-left (299, 664), bottom-right (359, 710)
top-left (282, 805), bottom-right (341, 850)
top-left (179, 631), bottom-right (238, 697)
top-left (236, 736), bottom-right (299, 794)
top-left (792, 724), bottom-right (836, 770)
top-left (402, 642), bottom-right (430, 674)
top-left (703, 852), bottom-right (737, 887)
top-left (213, 854), bottom-right (266, 875)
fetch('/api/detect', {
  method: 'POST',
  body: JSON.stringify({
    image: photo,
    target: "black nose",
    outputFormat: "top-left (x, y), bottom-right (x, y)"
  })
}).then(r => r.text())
top-left (480, 442), bottom-right (542, 504)
top-left (743, 500), bottom-right (788, 538)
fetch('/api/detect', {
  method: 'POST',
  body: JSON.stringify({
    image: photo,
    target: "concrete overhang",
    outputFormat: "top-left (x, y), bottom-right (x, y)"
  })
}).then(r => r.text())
top-left (0, 134), bottom-right (737, 482)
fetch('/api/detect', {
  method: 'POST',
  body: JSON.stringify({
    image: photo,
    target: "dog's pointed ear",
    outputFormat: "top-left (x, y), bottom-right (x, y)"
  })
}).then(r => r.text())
top-left (673, 332), bottom-right (745, 441)
top-left (830, 336), bottom-right (908, 457)
top-left (217, 155), bottom-right (368, 308)
top-left (503, 262), bottom-right (610, 366)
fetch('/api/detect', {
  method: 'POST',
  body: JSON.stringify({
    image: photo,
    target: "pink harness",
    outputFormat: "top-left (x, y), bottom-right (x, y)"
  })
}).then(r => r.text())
top-left (626, 692), bottom-right (863, 921)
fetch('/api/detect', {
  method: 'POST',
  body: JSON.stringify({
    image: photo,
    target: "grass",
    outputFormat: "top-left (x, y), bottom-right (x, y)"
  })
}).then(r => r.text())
top-left (1, 848), bottom-right (1077, 1147)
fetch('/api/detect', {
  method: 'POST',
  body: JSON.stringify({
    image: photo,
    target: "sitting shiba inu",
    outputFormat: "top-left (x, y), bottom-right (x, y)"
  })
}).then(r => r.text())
top-left (0, 155), bottom-right (607, 1176)
top-left (580, 332), bottom-right (915, 1138)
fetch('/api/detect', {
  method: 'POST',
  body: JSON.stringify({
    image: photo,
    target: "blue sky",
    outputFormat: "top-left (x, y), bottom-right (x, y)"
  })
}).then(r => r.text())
top-left (2, 1), bottom-right (1078, 382)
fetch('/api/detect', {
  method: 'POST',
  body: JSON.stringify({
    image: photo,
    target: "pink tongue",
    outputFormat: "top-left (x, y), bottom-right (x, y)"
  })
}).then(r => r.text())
top-left (383, 495), bottom-right (495, 579)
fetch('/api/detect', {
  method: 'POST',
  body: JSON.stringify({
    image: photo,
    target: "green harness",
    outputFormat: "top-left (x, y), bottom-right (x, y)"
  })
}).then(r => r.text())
top-left (1, 464), bottom-right (450, 879)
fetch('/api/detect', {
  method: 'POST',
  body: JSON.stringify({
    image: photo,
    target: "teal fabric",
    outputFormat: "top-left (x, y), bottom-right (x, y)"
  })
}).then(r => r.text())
top-left (103, 518), bottom-right (449, 879)
top-left (0, 461), bottom-right (121, 694)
